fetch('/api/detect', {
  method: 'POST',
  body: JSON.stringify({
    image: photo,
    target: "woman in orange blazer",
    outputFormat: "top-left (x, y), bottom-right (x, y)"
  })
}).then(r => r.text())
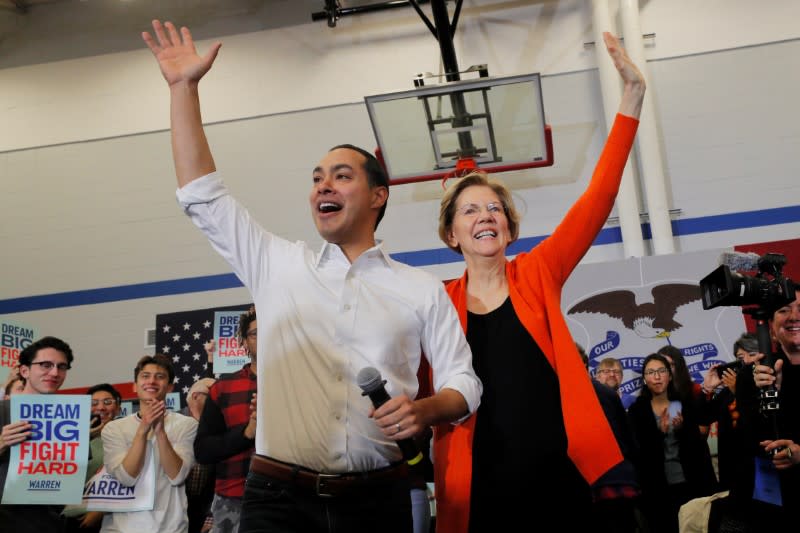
top-left (433, 32), bottom-right (646, 532)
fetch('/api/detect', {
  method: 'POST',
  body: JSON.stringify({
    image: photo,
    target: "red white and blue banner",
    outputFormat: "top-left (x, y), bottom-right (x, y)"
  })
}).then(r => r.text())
top-left (0, 320), bottom-right (37, 384)
top-left (2, 394), bottom-right (90, 504)
top-left (212, 310), bottom-right (250, 374)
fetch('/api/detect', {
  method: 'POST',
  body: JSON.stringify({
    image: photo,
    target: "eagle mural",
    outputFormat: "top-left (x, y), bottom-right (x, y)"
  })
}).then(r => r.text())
top-left (567, 283), bottom-right (702, 342)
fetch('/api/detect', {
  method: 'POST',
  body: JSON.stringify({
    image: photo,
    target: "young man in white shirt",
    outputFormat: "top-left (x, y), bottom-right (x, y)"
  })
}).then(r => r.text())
top-left (101, 354), bottom-right (198, 533)
top-left (142, 19), bottom-right (481, 533)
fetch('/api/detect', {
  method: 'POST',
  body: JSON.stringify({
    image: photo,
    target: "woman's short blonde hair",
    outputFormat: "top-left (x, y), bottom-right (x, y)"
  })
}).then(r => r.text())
top-left (438, 171), bottom-right (520, 254)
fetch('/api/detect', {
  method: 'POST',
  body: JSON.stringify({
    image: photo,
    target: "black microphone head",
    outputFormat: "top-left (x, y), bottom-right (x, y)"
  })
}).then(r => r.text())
top-left (356, 367), bottom-right (384, 394)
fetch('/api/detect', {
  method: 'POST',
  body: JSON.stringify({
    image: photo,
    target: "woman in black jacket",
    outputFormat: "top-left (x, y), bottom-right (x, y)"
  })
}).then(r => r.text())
top-left (628, 353), bottom-right (717, 533)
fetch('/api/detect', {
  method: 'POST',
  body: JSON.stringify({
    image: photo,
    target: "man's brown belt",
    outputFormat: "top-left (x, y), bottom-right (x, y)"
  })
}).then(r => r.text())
top-left (249, 454), bottom-right (408, 498)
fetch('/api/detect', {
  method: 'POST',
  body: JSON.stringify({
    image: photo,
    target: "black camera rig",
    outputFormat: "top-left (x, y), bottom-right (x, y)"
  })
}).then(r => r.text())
top-left (700, 252), bottom-right (795, 314)
top-left (700, 252), bottom-right (796, 446)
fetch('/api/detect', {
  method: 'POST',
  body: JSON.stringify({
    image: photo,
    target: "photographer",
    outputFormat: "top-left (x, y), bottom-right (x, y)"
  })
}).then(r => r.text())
top-left (701, 333), bottom-right (758, 491)
top-left (730, 297), bottom-right (800, 529)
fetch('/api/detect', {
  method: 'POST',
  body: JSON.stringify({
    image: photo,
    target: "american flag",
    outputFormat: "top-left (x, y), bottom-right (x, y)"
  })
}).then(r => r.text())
top-left (155, 304), bottom-right (248, 406)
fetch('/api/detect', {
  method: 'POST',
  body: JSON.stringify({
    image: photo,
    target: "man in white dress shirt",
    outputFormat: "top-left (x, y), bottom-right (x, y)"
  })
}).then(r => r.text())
top-left (142, 19), bottom-right (481, 533)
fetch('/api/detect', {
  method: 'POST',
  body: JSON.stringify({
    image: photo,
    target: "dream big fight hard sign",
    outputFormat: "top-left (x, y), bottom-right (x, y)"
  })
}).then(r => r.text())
top-left (2, 394), bottom-right (90, 504)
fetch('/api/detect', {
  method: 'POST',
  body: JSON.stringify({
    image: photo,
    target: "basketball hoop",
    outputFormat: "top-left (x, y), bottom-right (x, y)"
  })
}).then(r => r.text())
top-left (366, 73), bottom-right (553, 186)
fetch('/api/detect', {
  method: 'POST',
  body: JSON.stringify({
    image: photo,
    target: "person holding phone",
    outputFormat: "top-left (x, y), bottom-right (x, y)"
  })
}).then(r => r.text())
top-left (63, 383), bottom-right (124, 532)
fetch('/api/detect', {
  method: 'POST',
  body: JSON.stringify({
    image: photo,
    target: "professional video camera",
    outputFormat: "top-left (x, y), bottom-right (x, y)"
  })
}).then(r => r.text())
top-left (700, 251), bottom-right (797, 449)
top-left (700, 252), bottom-right (796, 313)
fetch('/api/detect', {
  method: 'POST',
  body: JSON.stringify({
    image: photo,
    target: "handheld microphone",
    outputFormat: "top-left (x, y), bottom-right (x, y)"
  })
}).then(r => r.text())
top-left (356, 367), bottom-right (423, 466)
top-left (90, 414), bottom-right (102, 429)
top-left (718, 251), bottom-right (761, 272)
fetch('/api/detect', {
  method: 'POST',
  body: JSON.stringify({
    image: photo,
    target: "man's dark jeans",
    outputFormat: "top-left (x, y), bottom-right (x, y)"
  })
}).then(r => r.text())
top-left (239, 470), bottom-right (412, 533)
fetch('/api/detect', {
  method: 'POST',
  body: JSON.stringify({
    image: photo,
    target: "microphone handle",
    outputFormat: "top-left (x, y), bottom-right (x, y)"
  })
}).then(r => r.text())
top-left (396, 435), bottom-right (423, 466)
top-left (366, 388), bottom-right (392, 409)
top-left (365, 388), bottom-right (423, 466)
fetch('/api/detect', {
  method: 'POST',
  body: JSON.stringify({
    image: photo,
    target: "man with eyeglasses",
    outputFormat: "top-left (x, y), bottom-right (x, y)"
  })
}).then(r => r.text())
top-left (595, 357), bottom-right (636, 409)
top-left (0, 335), bottom-right (74, 532)
top-left (88, 383), bottom-right (123, 438)
top-left (63, 383), bottom-right (124, 532)
top-left (595, 357), bottom-right (625, 394)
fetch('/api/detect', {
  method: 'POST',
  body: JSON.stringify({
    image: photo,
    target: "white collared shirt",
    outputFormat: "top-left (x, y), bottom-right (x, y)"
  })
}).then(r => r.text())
top-left (177, 172), bottom-right (480, 472)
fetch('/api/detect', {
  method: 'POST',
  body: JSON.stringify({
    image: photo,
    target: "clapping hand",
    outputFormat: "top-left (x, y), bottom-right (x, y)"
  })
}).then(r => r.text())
top-left (139, 399), bottom-right (167, 434)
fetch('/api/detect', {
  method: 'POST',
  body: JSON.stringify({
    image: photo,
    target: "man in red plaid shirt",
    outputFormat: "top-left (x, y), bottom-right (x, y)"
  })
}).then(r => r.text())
top-left (195, 308), bottom-right (258, 533)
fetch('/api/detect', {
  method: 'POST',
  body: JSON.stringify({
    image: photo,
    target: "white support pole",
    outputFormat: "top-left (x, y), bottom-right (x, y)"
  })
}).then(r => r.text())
top-left (590, 0), bottom-right (645, 258)
top-left (619, 0), bottom-right (675, 255)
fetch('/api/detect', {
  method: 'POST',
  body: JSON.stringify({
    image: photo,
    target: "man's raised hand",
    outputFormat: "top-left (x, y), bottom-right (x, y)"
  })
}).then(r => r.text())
top-left (142, 20), bottom-right (221, 87)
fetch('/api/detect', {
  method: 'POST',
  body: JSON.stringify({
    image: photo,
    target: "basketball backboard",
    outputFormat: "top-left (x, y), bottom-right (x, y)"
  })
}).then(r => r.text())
top-left (364, 72), bottom-right (552, 185)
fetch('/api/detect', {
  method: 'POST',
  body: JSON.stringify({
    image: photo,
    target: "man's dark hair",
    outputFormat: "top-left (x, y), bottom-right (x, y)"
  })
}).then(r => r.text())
top-left (329, 144), bottom-right (389, 228)
top-left (87, 383), bottom-right (122, 404)
top-left (134, 354), bottom-right (175, 384)
top-left (18, 336), bottom-right (74, 367)
top-left (236, 305), bottom-right (257, 349)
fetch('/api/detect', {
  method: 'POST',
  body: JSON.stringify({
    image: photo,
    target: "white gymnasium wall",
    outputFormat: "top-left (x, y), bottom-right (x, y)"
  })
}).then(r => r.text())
top-left (1, 0), bottom-right (799, 387)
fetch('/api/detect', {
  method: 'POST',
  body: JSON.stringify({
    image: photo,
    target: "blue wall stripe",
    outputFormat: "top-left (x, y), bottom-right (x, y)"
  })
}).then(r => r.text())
top-left (1, 205), bottom-right (798, 314)
top-left (672, 205), bottom-right (800, 235)
top-left (0, 274), bottom-right (243, 314)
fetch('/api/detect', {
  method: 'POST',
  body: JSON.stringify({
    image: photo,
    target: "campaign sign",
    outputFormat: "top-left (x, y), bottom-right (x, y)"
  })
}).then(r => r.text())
top-left (213, 311), bottom-right (249, 373)
top-left (84, 462), bottom-right (156, 512)
top-left (117, 397), bottom-right (177, 416)
top-left (118, 401), bottom-right (133, 418)
top-left (2, 394), bottom-right (90, 504)
top-left (165, 392), bottom-right (181, 412)
top-left (0, 320), bottom-right (37, 384)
